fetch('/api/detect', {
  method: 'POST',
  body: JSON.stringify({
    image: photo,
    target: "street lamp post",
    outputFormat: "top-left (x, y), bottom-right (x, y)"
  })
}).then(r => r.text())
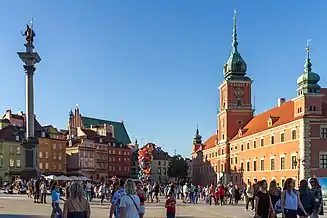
top-left (294, 157), bottom-right (306, 186)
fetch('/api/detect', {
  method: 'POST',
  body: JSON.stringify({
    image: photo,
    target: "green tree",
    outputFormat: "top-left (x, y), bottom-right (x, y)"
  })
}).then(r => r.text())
top-left (167, 155), bottom-right (189, 180)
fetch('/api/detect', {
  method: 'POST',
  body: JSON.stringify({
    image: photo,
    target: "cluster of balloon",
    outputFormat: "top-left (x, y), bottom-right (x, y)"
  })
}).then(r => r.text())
top-left (138, 143), bottom-right (155, 181)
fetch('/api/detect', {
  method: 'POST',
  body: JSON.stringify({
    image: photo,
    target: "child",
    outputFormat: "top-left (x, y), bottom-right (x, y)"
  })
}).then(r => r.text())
top-left (165, 192), bottom-right (176, 218)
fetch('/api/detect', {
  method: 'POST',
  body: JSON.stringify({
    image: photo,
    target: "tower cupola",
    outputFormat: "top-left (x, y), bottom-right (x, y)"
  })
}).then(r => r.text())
top-left (297, 40), bottom-right (321, 96)
top-left (193, 126), bottom-right (202, 145)
top-left (224, 10), bottom-right (249, 81)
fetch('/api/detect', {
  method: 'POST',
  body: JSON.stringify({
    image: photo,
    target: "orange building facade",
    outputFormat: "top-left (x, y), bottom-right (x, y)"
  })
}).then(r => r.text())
top-left (192, 13), bottom-right (327, 187)
top-left (37, 126), bottom-right (67, 174)
top-left (3, 110), bottom-right (67, 175)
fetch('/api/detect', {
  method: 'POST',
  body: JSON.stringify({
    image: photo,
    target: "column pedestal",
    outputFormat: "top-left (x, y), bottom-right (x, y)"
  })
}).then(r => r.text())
top-left (21, 137), bottom-right (39, 180)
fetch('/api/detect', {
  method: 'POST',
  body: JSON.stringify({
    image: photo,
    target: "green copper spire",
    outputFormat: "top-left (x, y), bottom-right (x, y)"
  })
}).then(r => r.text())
top-left (232, 9), bottom-right (238, 53)
top-left (296, 40), bottom-right (320, 95)
top-left (224, 10), bottom-right (249, 80)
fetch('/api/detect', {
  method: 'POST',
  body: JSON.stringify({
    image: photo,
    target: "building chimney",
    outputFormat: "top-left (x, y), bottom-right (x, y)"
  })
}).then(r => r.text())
top-left (278, 98), bottom-right (286, 107)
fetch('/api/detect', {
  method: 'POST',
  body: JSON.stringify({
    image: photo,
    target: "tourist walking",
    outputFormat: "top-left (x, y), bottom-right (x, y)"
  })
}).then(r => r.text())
top-left (281, 178), bottom-right (307, 218)
top-left (109, 180), bottom-right (125, 218)
top-left (245, 182), bottom-right (254, 211)
top-left (119, 179), bottom-right (140, 218)
top-left (309, 177), bottom-right (323, 218)
top-left (50, 181), bottom-right (63, 218)
top-left (254, 180), bottom-right (273, 218)
top-left (40, 181), bottom-right (47, 204)
top-left (136, 182), bottom-right (146, 218)
top-left (268, 180), bottom-right (280, 218)
top-left (298, 179), bottom-right (314, 218)
top-left (165, 192), bottom-right (176, 218)
top-left (62, 182), bottom-right (91, 218)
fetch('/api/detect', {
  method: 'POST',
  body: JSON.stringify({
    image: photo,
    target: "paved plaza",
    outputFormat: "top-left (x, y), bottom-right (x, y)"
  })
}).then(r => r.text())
top-left (0, 194), bottom-right (326, 218)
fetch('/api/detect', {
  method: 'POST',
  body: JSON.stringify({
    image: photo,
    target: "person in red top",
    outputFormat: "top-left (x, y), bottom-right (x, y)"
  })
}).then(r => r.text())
top-left (165, 192), bottom-right (176, 218)
top-left (214, 188), bottom-right (220, 205)
top-left (218, 185), bottom-right (225, 205)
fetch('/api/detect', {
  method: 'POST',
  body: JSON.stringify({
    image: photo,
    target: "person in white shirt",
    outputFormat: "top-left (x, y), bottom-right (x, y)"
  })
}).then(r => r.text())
top-left (147, 183), bottom-right (153, 203)
top-left (183, 183), bottom-right (188, 203)
top-left (120, 179), bottom-right (140, 218)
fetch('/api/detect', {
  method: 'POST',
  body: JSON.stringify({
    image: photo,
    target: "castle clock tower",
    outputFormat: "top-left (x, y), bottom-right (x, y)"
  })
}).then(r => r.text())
top-left (217, 11), bottom-right (254, 182)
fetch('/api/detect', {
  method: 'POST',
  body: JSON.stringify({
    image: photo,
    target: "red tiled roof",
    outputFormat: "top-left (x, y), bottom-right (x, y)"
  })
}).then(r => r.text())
top-left (232, 100), bottom-right (299, 140)
top-left (202, 134), bottom-right (217, 150)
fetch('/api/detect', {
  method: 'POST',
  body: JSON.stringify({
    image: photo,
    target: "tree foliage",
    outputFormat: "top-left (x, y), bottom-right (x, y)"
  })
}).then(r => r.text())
top-left (167, 155), bottom-right (189, 179)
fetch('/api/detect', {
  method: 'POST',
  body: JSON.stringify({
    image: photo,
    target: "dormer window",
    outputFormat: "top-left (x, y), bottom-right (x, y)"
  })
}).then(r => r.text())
top-left (238, 129), bottom-right (242, 137)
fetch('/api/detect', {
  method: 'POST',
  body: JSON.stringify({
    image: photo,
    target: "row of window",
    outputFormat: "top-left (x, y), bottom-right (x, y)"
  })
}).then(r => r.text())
top-left (39, 152), bottom-right (63, 160)
top-left (39, 162), bottom-right (63, 170)
top-left (109, 166), bottom-right (130, 171)
top-left (0, 159), bottom-right (21, 168)
top-left (157, 167), bottom-right (167, 174)
top-left (108, 157), bottom-right (129, 162)
top-left (236, 155), bottom-right (298, 172)
top-left (231, 129), bottom-right (297, 152)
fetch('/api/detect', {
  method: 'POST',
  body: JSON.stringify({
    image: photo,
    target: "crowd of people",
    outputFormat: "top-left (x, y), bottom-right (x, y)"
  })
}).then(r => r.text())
top-left (1, 176), bottom-right (325, 218)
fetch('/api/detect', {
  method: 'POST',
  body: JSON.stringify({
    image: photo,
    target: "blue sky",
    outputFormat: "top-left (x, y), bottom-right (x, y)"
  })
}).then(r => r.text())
top-left (1, 1), bottom-right (327, 157)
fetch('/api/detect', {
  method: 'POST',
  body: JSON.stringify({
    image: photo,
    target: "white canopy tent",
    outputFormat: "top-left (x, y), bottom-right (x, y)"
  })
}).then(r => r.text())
top-left (56, 175), bottom-right (72, 181)
top-left (44, 175), bottom-right (90, 181)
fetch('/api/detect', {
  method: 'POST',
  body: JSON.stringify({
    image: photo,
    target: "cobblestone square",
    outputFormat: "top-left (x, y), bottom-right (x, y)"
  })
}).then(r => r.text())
top-left (0, 195), bottom-right (326, 218)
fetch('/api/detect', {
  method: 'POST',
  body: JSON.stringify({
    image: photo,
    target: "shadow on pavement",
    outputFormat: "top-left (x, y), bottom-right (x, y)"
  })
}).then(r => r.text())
top-left (0, 215), bottom-right (46, 218)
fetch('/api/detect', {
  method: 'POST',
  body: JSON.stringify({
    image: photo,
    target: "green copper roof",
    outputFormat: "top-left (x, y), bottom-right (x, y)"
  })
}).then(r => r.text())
top-left (224, 10), bottom-right (247, 79)
top-left (81, 116), bottom-right (131, 145)
top-left (297, 50), bottom-right (320, 89)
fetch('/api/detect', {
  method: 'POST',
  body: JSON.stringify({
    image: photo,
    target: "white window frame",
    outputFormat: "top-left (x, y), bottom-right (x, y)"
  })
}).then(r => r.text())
top-left (270, 134), bottom-right (275, 144)
top-left (290, 152), bottom-right (297, 169)
top-left (260, 157), bottom-right (265, 171)
top-left (253, 139), bottom-right (257, 148)
top-left (319, 152), bottom-right (327, 168)
top-left (280, 154), bottom-right (286, 170)
top-left (291, 128), bottom-right (297, 140)
top-left (246, 160), bottom-right (250, 171)
top-left (253, 158), bottom-right (257, 171)
top-left (260, 137), bottom-right (264, 146)
top-left (320, 125), bottom-right (327, 139)
top-left (270, 156), bottom-right (276, 170)
top-left (280, 131), bottom-right (285, 142)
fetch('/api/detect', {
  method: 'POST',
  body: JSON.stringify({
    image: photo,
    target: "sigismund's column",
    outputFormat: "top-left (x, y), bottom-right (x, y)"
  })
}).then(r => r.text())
top-left (17, 21), bottom-right (41, 179)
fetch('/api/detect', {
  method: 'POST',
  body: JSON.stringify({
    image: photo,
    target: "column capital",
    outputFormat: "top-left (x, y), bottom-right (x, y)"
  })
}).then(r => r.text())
top-left (23, 65), bottom-right (36, 75)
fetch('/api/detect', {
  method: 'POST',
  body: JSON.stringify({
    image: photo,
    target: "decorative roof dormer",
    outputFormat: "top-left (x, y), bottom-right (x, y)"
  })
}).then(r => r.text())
top-left (267, 115), bottom-right (279, 127)
top-left (297, 40), bottom-right (321, 96)
top-left (193, 125), bottom-right (202, 145)
top-left (224, 10), bottom-right (250, 81)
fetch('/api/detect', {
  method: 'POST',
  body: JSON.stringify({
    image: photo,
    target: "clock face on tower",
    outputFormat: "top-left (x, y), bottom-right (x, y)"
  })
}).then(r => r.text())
top-left (234, 87), bottom-right (244, 97)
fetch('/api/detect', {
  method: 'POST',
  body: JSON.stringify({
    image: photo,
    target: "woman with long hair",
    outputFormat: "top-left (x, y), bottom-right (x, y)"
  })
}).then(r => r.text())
top-left (309, 177), bottom-right (323, 218)
top-left (63, 182), bottom-right (91, 218)
top-left (269, 180), bottom-right (280, 218)
top-left (298, 179), bottom-right (313, 218)
top-left (255, 180), bottom-right (273, 218)
top-left (281, 178), bottom-right (307, 218)
top-left (119, 179), bottom-right (140, 218)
